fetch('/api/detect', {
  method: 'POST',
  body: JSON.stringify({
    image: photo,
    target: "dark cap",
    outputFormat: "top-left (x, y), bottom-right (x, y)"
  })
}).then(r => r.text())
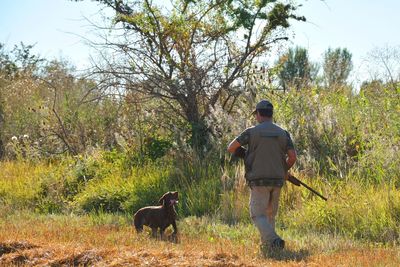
top-left (252, 99), bottom-right (273, 114)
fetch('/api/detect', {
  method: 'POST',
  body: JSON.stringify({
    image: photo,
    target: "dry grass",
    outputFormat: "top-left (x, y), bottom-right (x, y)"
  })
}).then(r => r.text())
top-left (0, 213), bottom-right (399, 266)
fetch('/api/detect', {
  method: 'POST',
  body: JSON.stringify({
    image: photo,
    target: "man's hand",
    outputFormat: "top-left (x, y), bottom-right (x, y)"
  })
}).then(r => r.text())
top-left (286, 173), bottom-right (301, 186)
top-left (234, 146), bottom-right (246, 159)
top-left (286, 149), bottom-right (297, 169)
top-left (284, 172), bottom-right (289, 181)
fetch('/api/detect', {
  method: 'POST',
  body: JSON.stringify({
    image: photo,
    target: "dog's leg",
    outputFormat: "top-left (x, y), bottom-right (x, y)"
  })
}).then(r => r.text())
top-left (159, 228), bottom-right (166, 240)
top-left (168, 221), bottom-right (178, 243)
top-left (133, 216), bottom-right (144, 233)
top-left (151, 228), bottom-right (158, 238)
top-left (171, 221), bottom-right (178, 235)
top-left (134, 222), bottom-right (144, 233)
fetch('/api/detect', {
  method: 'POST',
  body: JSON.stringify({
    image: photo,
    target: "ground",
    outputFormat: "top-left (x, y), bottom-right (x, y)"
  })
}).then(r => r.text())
top-left (0, 213), bottom-right (399, 266)
top-left (1, 233), bottom-right (399, 266)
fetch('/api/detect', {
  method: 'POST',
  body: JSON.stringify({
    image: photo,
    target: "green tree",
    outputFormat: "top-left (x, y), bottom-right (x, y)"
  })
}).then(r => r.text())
top-left (322, 47), bottom-right (353, 88)
top-left (277, 46), bottom-right (317, 91)
top-left (72, 0), bottom-right (305, 151)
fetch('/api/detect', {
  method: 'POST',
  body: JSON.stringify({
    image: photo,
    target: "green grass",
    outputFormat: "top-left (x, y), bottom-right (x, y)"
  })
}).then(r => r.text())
top-left (0, 157), bottom-right (398, 245)
top-left (280, 178), bottom-right (400, 244)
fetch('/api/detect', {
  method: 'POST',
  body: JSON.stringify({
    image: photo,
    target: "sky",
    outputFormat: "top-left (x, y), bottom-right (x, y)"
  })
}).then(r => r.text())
top-left (1, 0), bottom-right (399, 84)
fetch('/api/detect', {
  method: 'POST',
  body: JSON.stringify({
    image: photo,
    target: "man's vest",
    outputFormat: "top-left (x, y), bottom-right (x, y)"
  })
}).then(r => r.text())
top-left (244, 121), bottom-right (290, 186)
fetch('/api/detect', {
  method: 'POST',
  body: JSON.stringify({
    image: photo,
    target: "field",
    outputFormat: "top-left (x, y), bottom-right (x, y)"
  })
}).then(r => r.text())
top-left (1, 1), bottom-right (400, 265)
top-left (0, 156), bottom-right (399, 266)
top-left (0, 211), bottom-right (399, 266)
top-left (1, 81), bottom-right (399, 266)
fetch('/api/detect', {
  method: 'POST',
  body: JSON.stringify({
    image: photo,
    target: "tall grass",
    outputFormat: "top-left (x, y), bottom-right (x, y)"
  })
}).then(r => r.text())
top-left (0, 85), bottom-right (399, 245)
top-left (279, 176), bottom-right (400, 244)
top-left (0, 155), bottom-right (398, 245)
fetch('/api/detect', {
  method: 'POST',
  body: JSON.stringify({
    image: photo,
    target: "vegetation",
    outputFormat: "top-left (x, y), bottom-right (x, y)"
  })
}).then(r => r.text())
top-left (69, 0), bottom-right (306, 150)
top-left (0, 0), bottom-right (399, 265)
top-left (277, 46), bottom-right (318, 91)
top-left (322, 47), bottom-right (353, 88)
top-left (1, 40), bottom-right (399, 241)
top-left (1, 212), bottom-right (399, 266)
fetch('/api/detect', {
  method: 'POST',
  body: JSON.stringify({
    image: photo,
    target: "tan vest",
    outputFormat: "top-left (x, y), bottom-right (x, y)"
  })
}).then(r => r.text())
top-left (244, 121), bottom-right (289, 182)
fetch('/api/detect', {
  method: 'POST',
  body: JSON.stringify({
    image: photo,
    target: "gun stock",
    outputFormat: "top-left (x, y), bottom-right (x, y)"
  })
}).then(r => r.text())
top-left (287, 175), bottom-right (327, 201)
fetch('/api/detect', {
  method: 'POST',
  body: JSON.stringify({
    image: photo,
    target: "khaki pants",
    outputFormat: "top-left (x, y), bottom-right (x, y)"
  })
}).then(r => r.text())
top-left (249, 186), bottom-right (281, 245)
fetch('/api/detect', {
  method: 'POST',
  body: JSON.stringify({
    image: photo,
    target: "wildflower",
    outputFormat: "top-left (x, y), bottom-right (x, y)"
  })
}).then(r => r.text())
top-left (23, 134), bottom-right (29, 139)
top-left (11, 136), bottom-right (18, 142)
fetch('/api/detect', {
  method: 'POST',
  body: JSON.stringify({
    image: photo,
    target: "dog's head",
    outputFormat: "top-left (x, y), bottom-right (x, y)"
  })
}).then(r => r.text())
top-left (159, 191), bottom-right (179, 207)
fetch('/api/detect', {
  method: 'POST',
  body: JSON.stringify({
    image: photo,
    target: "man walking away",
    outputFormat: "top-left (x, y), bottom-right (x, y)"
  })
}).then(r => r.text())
top-left (227, 99), bottom-right (297, 255)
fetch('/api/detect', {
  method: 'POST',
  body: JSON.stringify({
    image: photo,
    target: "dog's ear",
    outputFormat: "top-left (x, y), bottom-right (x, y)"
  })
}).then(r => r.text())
top-left (158, 192), bottom-right (169, 205)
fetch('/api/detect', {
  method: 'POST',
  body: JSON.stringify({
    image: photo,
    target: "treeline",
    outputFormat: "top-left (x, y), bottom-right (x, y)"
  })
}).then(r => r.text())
top-left (0, 42), bottom-right (399, 183)
top-left (1, 41), bottom-right (399, 242)
top-left (2, 0), bottom-right (399, 185)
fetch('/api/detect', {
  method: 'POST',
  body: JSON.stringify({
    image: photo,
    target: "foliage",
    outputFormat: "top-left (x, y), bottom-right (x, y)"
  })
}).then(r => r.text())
top-left (0, 90), bottom-right (4, 158)
top-left (281, 178), bottom-right (400, 244)
top-left (70, 0), bottom-right (305, 150)
top-left (1, 152), bottom-right (399, 244)
top-left (1, 4), bottom-right (400, 247)
top-left (0, 47), bottom-right (122, 157)
top-left (322, 47), bottom-right (353, 88)
top-left (277, 46), bottom-right (318, 91)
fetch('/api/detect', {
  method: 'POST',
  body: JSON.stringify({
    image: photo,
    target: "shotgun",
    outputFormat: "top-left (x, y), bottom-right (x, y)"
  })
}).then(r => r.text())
top-left (287, 174), bottom-right (327, 201)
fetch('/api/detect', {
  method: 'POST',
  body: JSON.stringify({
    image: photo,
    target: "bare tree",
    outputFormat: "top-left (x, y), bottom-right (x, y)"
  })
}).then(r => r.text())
top-left (365, 45), bottom-right (400, 92)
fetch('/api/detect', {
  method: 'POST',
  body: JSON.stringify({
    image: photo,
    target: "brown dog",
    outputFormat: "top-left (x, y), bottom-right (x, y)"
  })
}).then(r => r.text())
top-left (133, 191), bottom-right (178, 240)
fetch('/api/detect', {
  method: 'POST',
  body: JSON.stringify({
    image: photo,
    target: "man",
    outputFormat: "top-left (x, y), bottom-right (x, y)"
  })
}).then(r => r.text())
top-left (227, 99), bottom-right (296, 253)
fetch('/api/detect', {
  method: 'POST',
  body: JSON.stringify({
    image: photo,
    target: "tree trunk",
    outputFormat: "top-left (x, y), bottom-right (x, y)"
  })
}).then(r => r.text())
top-left (184, 96), bottom-right (210, 154)
top-left (189, 119), bottom-right (209, 153)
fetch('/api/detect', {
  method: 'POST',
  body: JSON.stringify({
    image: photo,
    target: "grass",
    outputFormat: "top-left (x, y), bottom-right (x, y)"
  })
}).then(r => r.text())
top-left (0, 211), bottom-right (399, 266)
top-left (0, 150), bottom-right (399, 265)
top-left (0, 159), bottom-right (399, 244)
top-left (280, 177), bottom-right (400, 244)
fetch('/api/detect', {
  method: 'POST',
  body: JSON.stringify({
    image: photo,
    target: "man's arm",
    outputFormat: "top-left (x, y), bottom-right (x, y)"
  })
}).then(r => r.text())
top-left (286, 149), bottom-right (297, 169)
top-left (284, 149), bottom-right (296, 180)
top-left (284, 130), bottom-right (296, 170)
top-left (227, 139), bottom-right (242, 154)
top-left (228, 128), bottom-right (250, 156)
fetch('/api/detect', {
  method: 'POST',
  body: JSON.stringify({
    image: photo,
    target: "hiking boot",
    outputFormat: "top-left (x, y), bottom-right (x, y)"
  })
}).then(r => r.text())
top-left (260, 238), bottom-right (285, 257)
top-left (271, 238), bottom-right (285, 250)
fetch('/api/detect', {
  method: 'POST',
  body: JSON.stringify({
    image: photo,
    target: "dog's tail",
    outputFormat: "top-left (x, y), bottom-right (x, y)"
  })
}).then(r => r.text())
top-left (133, 212), bottom-right (144, 232)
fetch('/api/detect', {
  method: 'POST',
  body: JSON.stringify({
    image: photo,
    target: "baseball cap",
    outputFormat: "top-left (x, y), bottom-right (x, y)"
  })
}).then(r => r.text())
top-left (252, 99), bottom-right (273, 114)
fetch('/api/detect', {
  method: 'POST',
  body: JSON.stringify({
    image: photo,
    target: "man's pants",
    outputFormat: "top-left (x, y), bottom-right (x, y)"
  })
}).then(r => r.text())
top-left (249, 186), bottom-right (281, 245)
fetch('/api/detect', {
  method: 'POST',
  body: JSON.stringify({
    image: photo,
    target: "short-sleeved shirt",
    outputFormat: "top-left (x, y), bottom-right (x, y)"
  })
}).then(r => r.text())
top-left (236, 121), bottom-right (294, 185)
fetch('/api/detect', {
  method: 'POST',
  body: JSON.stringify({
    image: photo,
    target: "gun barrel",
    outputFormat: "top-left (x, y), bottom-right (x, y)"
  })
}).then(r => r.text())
top-left (297, 180), bottom-right (328, 201)
top-left (288, 175), bottom-right (328, 201)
